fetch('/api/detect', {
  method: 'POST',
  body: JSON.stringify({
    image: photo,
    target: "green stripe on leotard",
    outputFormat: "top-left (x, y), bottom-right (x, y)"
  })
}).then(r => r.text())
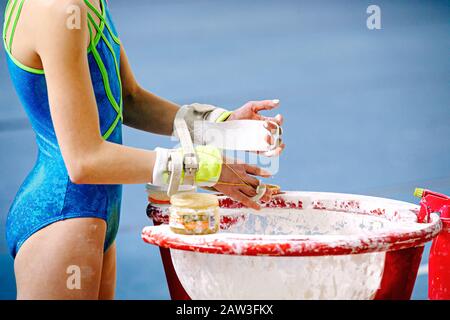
top-left (2, 0), bottom-right (44, 74)
top-left (84, 0), bottom-right (120, 45)
top-left (87, 12), bottom-right (123, 117)
top-left (3, 0), bottom-right (17, 49)
top-left (86, 0), bottom-right (106, 54)
top-left (87, 14), bottom-right (122, 140)
top-left (8, 0), bottom-right (24, 52)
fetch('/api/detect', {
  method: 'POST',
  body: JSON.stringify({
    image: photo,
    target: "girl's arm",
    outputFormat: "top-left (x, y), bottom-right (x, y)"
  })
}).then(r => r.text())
top-left (119, 46), bottom-right (179, 136)
top-left (38, 2), bottom-right (155, 184)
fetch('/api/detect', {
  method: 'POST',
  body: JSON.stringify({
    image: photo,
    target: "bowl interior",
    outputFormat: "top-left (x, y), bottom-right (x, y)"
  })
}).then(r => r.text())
top-left (220, 207), bottom-right (412, 236)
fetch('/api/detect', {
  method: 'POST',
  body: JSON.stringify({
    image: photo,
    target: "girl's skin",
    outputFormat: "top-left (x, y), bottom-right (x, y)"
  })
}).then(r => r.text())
top-left (6, 0), bottom-right (285, 299)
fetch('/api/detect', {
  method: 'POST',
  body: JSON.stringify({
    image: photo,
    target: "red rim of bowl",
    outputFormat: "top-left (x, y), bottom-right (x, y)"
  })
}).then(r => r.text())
top-left (142, 192), bottom-right (443, 257)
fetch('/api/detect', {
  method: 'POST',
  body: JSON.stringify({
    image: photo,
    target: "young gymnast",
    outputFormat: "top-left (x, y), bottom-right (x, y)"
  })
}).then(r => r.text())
top-left (3, 0), bottom-right (284, 299)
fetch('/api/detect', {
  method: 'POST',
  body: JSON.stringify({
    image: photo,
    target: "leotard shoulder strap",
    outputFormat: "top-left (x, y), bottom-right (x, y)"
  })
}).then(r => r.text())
top-left (85, 0), bottom-right (123, 139)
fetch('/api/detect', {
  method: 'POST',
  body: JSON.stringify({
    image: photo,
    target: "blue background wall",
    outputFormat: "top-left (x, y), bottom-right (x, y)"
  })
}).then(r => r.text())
top-left (0, 0), bottom-right (449, 299)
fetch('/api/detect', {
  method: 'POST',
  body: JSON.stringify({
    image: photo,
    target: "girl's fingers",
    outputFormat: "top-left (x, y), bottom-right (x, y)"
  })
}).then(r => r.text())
top-left (263, 115), bottom-right (283, 128)
top-left (239, 185), bottom-right (258, 198)
top-left (265, 133), bottom-right (274, 146)
top-left (261, 187), bottom-right (272, 202)
top-left (255, 144), bottom-right (285, 156)
top-left (240, 184), bottom-right (273, 206)
top-left (264, 131), bottom-right (285, 155)
top-left (231, 191), bottom-right (261, 210)
top-left (263, 117), bottom-right (283, 151)
top-left (250, 99), bottom-right (280, 112)
top-left (263, 121), bottom-right (278, 132)
top-left (244, 163), bottom-right (272, 178)
top-left (275, 114), bottom-right (283, 126)
top-left (242, 174), bottom-right (260, 188)
top-left (271, 143), bottom-right (286, 157)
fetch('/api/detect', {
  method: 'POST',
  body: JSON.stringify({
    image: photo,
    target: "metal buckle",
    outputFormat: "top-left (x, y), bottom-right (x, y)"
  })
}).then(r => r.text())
top-left (183, 152), bottom-right (198, 186)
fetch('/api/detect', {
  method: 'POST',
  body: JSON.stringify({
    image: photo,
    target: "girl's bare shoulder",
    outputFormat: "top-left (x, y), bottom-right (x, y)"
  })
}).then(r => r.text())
top-left (28, 0), bottom-right (92, 48)
top-left (28, 0), bottom-right (89, 21)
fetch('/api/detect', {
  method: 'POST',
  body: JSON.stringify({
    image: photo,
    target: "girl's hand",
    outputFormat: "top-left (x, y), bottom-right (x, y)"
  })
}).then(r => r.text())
top-left (228, 100), bottom-right (285, 156)
top-left (213, 158), bottom-right (272, 210)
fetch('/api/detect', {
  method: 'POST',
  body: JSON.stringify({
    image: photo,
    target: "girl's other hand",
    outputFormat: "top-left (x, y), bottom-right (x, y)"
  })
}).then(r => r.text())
top-left (213, 158), bottom-right (272, 210)
top-left (228, 100), bottom-right (285, 156)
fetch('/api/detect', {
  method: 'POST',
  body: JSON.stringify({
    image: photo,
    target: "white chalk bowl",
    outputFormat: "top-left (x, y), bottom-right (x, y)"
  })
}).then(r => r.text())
top-left (143, 192), bottom-right (441, 299)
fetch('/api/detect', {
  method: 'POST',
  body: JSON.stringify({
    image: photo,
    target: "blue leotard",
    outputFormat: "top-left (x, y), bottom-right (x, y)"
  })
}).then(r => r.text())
top-left (3, 0), bottom-right (123, 257)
